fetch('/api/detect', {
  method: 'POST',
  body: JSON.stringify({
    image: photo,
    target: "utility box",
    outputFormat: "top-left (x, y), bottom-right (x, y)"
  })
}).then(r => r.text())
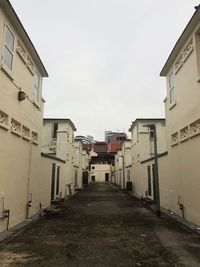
top-left (126, 181), bottom-right (132, 191)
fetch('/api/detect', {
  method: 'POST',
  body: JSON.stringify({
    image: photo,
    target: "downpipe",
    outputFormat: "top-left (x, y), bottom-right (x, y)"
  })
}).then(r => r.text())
top-left (178, 195), bottom-right (185, 219)
top-left (0, 197), bottom-right (10, 230)
top-left (26, 194), bottom-right (32, 219)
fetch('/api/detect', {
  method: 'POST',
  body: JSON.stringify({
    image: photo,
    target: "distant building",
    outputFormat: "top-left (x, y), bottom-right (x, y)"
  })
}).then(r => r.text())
top-left (42, 118), bottom-right (77, 196)
top-left (128, 118), bottom-right (166, 197)
top-left (105, 131), bottom-right (127, 153)
top-left (93, 142), bottom-right (108, 153)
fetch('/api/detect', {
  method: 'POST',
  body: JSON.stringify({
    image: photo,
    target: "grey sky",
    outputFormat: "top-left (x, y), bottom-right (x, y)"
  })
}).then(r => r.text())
top-left (10, 0), bottom-right (199, 140)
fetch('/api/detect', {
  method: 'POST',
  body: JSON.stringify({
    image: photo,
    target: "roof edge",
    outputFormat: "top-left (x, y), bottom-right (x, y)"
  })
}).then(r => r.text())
top-left (0, 0), bottom-right (48, 77)
top-left (43, 118), bottom-right (76, 131)
top-left (160, 6), bottom-right (200, 77)
top-left (129, 118), bottom-right (165, 132)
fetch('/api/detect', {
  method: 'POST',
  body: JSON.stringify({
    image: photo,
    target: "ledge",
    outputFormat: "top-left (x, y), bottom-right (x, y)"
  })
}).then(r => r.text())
top-left (0, 124), bottom-right (9, 131)
top-left (41, 152), bottom-right (66, 163)
top-left (140, 151), bottom-right (168, 164)
top-left (1, 64), bottom-right (14, 81)
top-left (169, 102), bottom-right (176, 110)
top-left (171, 142), bottom-right (179, 147)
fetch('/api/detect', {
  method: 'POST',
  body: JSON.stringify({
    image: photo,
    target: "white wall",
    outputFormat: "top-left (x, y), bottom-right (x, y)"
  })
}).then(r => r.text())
top-left (90, 164), bottom-right (111, 182)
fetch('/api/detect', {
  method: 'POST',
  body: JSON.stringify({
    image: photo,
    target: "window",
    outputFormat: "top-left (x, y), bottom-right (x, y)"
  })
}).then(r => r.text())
top-left (3, 25), bottom-right (14, 71)
top-left (52, 123), bottom-right (58, 138)
top-left (168, 72), bottom-right (175, 105)
top-left (33, 72), bottom-right (40, 104)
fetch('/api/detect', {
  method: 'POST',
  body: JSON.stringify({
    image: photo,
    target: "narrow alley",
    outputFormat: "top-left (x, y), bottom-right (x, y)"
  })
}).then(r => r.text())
top-left (0, 183), bottom-right (200, 267)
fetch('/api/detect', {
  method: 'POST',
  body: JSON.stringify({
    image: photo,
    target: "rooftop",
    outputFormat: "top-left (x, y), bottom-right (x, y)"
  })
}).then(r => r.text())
top-left (160, 5), bottom-right (200, 76)
top-left (0, 0), bottom-right (48, 77)
top-left (43, 118), bottom-right (76, 131)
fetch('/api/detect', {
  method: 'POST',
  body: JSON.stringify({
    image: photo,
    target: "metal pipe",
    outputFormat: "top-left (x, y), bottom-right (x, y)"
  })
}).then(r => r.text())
top-left (178, 195), bottom-right (185, 219)
top-left (144, 124), bottom-right (161, 217)
top-left (153, 125), bottom-right (161, 217)
top-left (26, 140), bottom-right (33, 219)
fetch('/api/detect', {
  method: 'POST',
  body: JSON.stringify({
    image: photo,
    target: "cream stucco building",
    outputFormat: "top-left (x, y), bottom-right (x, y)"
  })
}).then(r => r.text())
top-left (0, 0), bottom-right (49, 231)
top-left (115, 150), bottom-right (123, 187)
top-left (114, 140), bottom-right (132, 189)
top-left (128, 6), bottom-right (200, 226)
top-left (74, 140), bottom-right (83, 190)
top-left (90, 164), bottom-right (111, 183)
top-left (158, 5), bottom-right (200, 225)
top-left (0, 1), bottom-right (80, 234)
top-left (74, 140), bottom-right (89, 189)
top-left (128, 119), bottom-right (166, 199)
top-left (42, 118), bottom-right (77, 197)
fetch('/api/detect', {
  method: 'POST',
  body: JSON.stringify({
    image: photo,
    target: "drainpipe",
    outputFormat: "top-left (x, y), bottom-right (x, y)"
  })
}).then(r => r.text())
top-left (3, 209), bottom-right (10, 230)
top-left (26, 140), bottom-right (33, 219)
top-left (122, 155), bottom-right (125, 189)
top-left (152, 125), bottom-right (161, 217)
top-left (144, 124), bottom-right (161, 217)
top-left (178, 195), bottom-right (185, 219)
top-left (0, 197), bottom-right (10, 230)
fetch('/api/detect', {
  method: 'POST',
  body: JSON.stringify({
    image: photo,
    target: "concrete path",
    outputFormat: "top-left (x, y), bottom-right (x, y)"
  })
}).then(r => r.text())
top-left (0, 183), bottom-right (200, 266)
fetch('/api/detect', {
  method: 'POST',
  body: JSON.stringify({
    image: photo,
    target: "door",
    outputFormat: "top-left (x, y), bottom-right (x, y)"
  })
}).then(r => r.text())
top-left (74, 169), bottom-right (78, 188)
top-left (51, 163), bottom-right (56, 200)
top-left (92, 175), bottom-right (95, 182)
top-left (152, 164), bottom-right (156, 201)
top-left (82, 171), bottom-right (88, 186)
top-left (56, 166), bottom-right (60, 196)
top-left (147, 165), bottom-right (152, 196)
top-left (105, 173), bottom-right (109, 182)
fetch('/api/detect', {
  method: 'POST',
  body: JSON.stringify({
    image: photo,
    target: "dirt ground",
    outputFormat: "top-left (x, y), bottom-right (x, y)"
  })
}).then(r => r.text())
top-left (0, 183), bottom-right (200, 267)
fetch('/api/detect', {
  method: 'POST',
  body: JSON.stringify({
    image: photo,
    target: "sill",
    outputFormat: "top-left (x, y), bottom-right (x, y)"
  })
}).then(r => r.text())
top-left (1, 64), bottom-right (14, 81)
top-left (169, 102), bottom-right (176, 110)
top-left (32, 101), bottom-right (40, 110)
top-left (11, 130), bottom-right (21, 137)
top-left (190, 131), bottom-right (200, 138)
top-left (32, 140), bottom-right (38, 145)
top-left (22, 136), bottom-right (30, 141)
top-left (163, 97), bottom-right (167, 103)
top-left (180, 137), bottom-right (189, 143)
top-left (0, 124), bottom-right (9, 131)
top-left (171, 142), bottom-right (178, 147)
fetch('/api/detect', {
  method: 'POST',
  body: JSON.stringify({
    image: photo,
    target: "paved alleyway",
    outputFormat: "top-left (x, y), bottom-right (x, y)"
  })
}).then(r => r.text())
top-left (0, 183), bottom-right (200, 267)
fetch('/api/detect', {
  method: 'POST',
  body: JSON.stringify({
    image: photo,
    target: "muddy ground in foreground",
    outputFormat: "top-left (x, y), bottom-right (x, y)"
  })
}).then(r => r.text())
top-left (0, 183), bottom-right (200, 267)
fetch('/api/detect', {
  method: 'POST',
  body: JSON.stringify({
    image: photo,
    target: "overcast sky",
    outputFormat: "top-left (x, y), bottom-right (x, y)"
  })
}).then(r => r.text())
top-left (10, 0), bottom-right (199, 140)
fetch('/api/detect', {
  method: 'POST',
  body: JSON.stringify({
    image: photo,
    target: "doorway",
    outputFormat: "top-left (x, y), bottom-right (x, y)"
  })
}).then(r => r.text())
top-left (51, 163), bottom-right (56, 201)
top-left (152, 164), bottom-right (156, 201)
top-left (105, 173), bottom-right (109, 182)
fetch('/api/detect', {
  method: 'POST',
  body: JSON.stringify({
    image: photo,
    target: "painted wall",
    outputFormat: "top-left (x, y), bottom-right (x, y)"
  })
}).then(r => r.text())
top-left (74, 140), bottom-right (83, 189)
top-left (129, 120), bottom-right (167, 198)
top-left (158, 21), bottom-right (200, 225)
top-left (0, 5), bottom-right (48, 232)
top-left (90, 164), bottom-right (111, 183)
top-left (42, 120), bottom-right (76, 196)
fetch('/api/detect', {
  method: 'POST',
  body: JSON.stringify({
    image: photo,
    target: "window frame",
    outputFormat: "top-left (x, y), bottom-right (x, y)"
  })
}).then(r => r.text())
top-left (33, 71), bottom-right (40, 106)
top-left (2, 23), bottom-right (15, 77)
top-left (168, 71), bottom-right (176, 108)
